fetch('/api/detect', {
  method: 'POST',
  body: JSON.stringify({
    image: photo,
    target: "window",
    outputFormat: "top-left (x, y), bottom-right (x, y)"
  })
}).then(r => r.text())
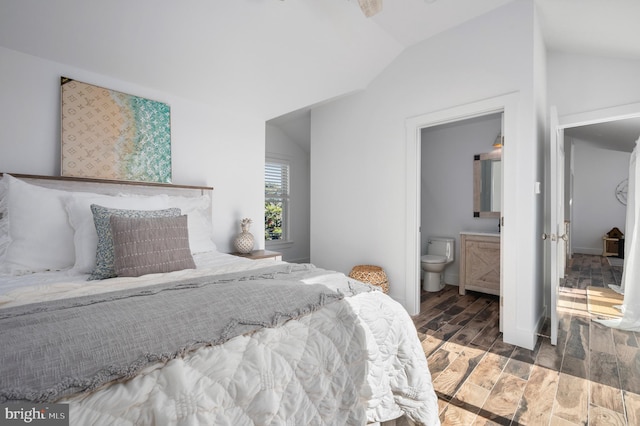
top-left (265, 159), bottom-right (290, 242)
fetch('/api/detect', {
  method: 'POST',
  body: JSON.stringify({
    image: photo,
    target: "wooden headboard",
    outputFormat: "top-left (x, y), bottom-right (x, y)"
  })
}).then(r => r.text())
top-left (0, 173), bottom-right (214, 218)
top-left (0, 173), bottom-right (213, 196)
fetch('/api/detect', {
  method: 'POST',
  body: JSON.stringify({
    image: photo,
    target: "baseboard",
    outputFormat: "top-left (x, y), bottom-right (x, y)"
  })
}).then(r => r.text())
top-left (444, 271), bottom-right (460, 286)
top-left (503, 325), bottom-right (538, 351)
top-left (535, 308), bottom-right (547, 336)
top-left (505, 304), bottom-right (549, 347)
top-left (573, 247), bottom-right (602, 256)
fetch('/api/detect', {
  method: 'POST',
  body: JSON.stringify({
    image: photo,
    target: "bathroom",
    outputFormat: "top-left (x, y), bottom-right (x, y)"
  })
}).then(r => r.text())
top-left (420, 112), bottom-right (503, 293)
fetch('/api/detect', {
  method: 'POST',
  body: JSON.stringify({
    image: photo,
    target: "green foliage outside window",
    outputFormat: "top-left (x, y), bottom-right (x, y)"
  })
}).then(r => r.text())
top-left (265, 200), bottom-right (283, 240)
top-left (265, 161), bottom-right (288, 241)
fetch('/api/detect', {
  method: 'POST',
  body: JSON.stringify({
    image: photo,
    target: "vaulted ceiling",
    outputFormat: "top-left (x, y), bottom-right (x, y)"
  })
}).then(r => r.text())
top-left (2, 1), bottom-right (638, 112)
top-left (269, 0), bottom-right (640, 152)
top-left (2, 0), bottom-right (640, 150)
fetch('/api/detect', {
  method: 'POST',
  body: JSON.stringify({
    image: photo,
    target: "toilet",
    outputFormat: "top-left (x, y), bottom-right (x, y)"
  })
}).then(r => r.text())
top-left (421, 237), bottom-right (455, 292)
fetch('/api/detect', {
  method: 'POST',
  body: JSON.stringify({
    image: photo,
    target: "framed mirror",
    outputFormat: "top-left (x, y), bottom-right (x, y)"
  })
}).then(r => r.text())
top-left (473, 150), bottom-right (502, 218)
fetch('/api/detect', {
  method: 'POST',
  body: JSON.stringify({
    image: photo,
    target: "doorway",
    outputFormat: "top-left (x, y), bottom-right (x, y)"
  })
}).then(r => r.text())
top-left (420, 114), bottom-right (502, 291)
top-left (565, 119), bottom-right (640, 257)
top-left (405, 92), bottom-right (520, 343)
top-left (548, 102), bottom-right (640, 344)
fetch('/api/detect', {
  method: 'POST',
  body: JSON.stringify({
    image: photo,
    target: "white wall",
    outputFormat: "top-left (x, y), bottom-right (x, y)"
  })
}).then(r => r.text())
top-left (0, 46), bottom-right (265, 252)
top-left (572, 143), bottom-right (629, 254)
top-left (311, 1), bottom-right (544, 348)
top-left (548, 52), bottom-right (640, 118)
top-left (265, 124), bottom-right (311, 263)
top-left (421, 114), bottom-right (502, 286)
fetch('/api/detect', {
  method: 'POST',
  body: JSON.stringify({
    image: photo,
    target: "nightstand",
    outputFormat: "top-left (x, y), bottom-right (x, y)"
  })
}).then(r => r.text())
top-left (231, 250), bottom-right (282, 261)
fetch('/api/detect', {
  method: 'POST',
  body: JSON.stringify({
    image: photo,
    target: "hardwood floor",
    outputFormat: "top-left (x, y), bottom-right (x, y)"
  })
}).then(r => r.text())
top-left (412, 254), bottom-right (640, 425)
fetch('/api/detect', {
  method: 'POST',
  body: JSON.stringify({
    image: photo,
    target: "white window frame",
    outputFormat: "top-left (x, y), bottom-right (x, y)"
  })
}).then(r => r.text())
top-left (265, 157), bottom-right (292, 247)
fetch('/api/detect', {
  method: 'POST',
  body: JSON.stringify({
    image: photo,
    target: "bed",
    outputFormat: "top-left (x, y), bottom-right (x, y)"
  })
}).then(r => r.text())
top-left (0, 173), bottom-right (439, 425)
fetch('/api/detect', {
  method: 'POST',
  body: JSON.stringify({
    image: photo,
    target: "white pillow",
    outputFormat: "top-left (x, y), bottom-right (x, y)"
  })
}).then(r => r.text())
top-left (165, 195), bottom-right (218, 254)
top-left (66, 193), bottom-right (169, 273)
top-left (0, 174), bottom-right (76, 274)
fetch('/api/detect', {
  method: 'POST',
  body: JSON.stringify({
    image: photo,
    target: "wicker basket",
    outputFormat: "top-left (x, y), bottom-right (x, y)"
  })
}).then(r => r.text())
top-left (348, 265), bottom-right (389, 294)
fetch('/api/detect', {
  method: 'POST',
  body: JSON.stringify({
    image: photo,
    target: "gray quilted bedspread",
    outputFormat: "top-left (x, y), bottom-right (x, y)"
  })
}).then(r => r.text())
top-left (0, 263), bottom-right (365, 403)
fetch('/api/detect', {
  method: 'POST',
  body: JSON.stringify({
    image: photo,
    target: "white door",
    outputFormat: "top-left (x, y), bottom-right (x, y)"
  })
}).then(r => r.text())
top-left (549, 106), bottom-right (566, 346)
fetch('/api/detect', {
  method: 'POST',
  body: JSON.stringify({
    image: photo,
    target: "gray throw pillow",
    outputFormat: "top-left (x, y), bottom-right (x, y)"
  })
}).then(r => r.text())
top-left (110, 214), bottom-right (195, 277)
top-left (89, 205), bottom-right (181, 280)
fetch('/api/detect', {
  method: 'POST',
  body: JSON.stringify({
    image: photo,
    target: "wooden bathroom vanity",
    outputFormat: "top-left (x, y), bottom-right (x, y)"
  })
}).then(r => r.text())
top-left (459, 232), bottom-right (501, 296)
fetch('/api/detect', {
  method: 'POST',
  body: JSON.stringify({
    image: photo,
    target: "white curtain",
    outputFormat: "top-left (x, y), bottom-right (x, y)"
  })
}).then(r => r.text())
top-left (611, 142), bottom-right (636, 294)
top-left (599, 137), bottom-right (640, 330)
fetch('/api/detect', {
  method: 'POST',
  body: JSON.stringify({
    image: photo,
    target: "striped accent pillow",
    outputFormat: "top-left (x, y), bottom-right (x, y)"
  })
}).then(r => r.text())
top-left (110, 214), bottom-right (195, 278)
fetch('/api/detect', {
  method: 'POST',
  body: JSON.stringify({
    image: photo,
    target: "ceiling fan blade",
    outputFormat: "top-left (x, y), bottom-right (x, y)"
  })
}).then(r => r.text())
top-left (358, 0), bottom-right (382, 17)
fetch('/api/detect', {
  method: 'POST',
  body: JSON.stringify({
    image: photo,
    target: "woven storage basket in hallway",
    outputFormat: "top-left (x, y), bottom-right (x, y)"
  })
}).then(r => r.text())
top-left (348, 265), bottom-right (389, 294)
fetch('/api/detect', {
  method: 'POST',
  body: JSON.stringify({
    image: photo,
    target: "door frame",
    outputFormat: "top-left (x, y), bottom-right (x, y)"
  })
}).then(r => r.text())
top-left (559, 102), bottom-right (640, 130)
top-left (549, 101), bottom-right (640, 341)
top-left (556, 101), bottom-right (640, 249)
top-left (405, 93), bottom-right (519, 331)
top-left (548, 106), bottom-right (565, 346)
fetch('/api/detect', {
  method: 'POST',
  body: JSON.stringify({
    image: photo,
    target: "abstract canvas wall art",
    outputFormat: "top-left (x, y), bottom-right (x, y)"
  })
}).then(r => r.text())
top-left (61, 77), bottom-right (172, 183)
